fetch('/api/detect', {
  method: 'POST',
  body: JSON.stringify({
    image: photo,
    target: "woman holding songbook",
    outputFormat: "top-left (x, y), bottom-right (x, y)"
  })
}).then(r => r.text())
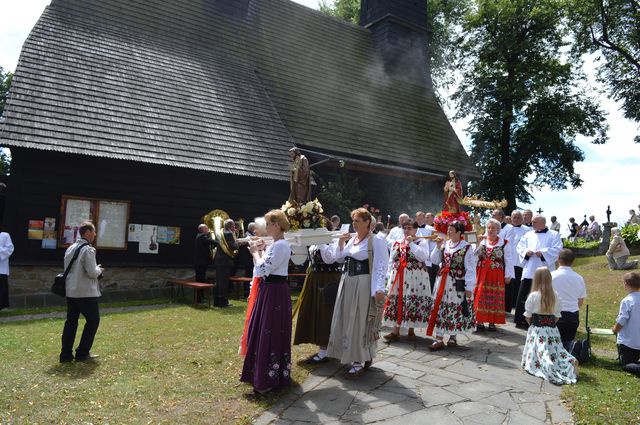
top-left (325, 208), bottom-right (389, 378)
top-left (240, 210), bottom-right (292, 394)
top-left (474, 219), bottom-right (514, 331)
top-left (382, 218), bottom-right (433, 341)
top-left (427, 221), bottom-right (476, 350)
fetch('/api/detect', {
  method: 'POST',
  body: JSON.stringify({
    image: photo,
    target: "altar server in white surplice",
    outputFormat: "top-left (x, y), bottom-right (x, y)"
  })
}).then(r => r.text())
top-left (514, 215), bottom-right (562, 328)
top-left (505, 210), bottom-right (533, 313)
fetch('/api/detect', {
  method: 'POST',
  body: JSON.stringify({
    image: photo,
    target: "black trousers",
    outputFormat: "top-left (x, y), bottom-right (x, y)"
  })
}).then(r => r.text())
top-left (215, 266), bottom-right (231, 306)
top-left (514, 278), bottom-right (532, 327)
top-left (618, 344), bottom-right (640, 376)
top-left (60, 297), bottom-right (100, 360)
top-left (0, 274), bottom-right (8, 309)
top-left (505, 266), bottom-right (522, 312)
top-left (194, 265), bottom-right (209, 303)
top-left (428, 264), bottom-right (439, 294)
top-left (556, 310), bottom-right (580, 346)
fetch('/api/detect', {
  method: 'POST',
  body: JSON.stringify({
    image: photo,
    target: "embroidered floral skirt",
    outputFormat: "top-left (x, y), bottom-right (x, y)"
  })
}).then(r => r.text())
top-left (521, 325), bottom-right (577, 385)
top-left (431, 274), bottom-right (475, 336)
top-left (383, 269), bottom-right (434, 328)
top-left (473, 266), bottom-right (506, 324)
top-left (327, 273), bottom-right (377, 364)
top-left (240, 280), bottom-right (292, 391)
top-left (293, 268), bottom-right (341, 347)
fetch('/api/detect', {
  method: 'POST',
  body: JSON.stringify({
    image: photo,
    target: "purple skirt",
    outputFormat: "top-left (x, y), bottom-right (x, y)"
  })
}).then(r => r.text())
top-left (240, 276), bottom-right (292, 391)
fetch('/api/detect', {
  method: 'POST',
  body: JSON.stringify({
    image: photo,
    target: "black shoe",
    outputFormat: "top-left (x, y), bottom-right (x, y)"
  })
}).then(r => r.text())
top-left (219, 303), bottom-right (233, 308)
top-left (364, 360), bottom-right (372, 370)
top-left (487, 324), bottom-right (497, 332)
top-left (75, 354), bottom-right (99, 362)
top-left (476, 324), bottom-right (486, 332)
top-left (59, 356), bottom-right (73, 363)
top-left (515, 323), bottom-right (529, 330)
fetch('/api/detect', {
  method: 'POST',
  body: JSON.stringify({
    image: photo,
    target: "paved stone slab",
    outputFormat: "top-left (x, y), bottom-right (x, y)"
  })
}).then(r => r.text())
top-left (256, 321), bottom-right (574, 424)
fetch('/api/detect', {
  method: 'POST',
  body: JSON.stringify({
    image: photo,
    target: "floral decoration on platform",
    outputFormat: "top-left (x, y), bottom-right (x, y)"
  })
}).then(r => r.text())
top-left (281, 198), bottom-right (325, 231)
top-left (433, 211), bottom-right (473, 234)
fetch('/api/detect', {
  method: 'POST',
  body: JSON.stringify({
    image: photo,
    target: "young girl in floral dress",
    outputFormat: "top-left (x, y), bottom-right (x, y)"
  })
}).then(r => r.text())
top-left (382, 219), bottom-right (433, 341)
top-left (522, 267), bottom-right (577, 385)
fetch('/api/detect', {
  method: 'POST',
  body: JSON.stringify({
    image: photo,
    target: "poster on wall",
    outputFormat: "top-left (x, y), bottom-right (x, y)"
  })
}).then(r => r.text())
top-left (158, 226), bottom-right (181, 245)
top-left (138, 225), bottom-right (159, 254)
top-left (61, 198), bottom-right (92, 245)
top-left (28, 220), bottom-right (44, 240)
top-left (42, 217), bottom-right (57, 249)
top-left (96, 201), bottom-right (129, 249)
top-left (128, 224), bottom-right (142, 242)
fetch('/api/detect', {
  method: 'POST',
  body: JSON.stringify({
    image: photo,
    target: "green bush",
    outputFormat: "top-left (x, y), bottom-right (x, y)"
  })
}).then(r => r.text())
top-left (563, 238), bottom-right (600, 250)
top-left (621, 224), bottom-right (640, 248)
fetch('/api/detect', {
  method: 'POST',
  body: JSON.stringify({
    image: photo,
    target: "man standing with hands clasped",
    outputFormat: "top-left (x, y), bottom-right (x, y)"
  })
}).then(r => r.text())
top-left (59, 222), bottom-right (105, 363)
top-left (514, 215), bottom-right (562, 329)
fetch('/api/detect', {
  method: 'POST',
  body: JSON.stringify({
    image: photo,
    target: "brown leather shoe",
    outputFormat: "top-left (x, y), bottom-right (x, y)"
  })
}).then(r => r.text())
top-left (345, 364), bottom-right (365, 379)
top-left (429, 341), bottom-right (445, 351)
top-left (383, 332), bottom-right (400, 342)
top-left (406, 332), bottom-right (417, 342)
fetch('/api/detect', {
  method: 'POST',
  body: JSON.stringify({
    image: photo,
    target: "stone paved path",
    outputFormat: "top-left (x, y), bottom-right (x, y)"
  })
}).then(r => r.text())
top-left (257, 319), bottom-right (574, 424)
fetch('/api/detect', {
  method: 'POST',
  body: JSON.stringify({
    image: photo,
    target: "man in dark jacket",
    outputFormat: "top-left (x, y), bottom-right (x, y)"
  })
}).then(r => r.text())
top-left (194, 224), bottom-right (214, 303)
top-left (214, 219), bottom-right (239, 307)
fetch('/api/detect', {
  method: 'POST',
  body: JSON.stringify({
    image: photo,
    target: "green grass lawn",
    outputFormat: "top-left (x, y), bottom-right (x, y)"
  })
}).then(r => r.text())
top-left (0, 299), bottom-right (314, 424)
top-left (562, 255), bottom-right (640, 425)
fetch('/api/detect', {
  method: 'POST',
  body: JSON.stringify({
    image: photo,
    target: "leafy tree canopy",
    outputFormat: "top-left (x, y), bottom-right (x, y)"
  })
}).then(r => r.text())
top-left (568, 0), bottom-right (640, 142)
top-left (453, 0), bottom-right (608, 211)
top-left (0, 67), bottom-right (14, 117)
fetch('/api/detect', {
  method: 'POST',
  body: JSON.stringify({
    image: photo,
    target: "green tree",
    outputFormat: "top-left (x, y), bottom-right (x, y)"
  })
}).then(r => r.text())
top-left (569, 0), bottom-right (640, 142)
top-left (315, 169), bottom-right (365, 221)
top-left (454, 0), bottom-right (608, 212)
top-left (319, 0), bottom-right (359, 23)
top-left (0, 67), bottom-right (14, 117)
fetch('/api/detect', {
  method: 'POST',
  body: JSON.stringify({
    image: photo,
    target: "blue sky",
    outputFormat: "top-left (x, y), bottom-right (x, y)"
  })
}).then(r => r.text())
top-left (2, 0), bottom-right (638, 232)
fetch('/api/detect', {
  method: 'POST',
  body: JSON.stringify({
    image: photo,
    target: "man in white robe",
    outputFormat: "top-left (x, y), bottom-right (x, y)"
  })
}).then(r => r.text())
top-left (386, 213), bottom-right (410, 248)
top-left (505, 210), bottom-right (532, 313)
top-left (514, 215), bottom-right (563, 328)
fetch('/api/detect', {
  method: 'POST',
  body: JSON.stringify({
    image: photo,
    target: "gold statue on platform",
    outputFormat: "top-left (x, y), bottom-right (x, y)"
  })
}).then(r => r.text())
top-left (288, 147), bottom-right (310, 205)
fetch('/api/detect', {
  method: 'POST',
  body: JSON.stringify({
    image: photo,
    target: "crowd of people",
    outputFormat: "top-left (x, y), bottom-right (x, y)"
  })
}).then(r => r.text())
top-left (46, 204), bottom-right (639, 394)
top-left (233, 206), bottom-right (640, 396)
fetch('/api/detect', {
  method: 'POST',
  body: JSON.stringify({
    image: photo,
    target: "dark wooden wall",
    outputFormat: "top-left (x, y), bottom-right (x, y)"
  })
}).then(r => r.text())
top-left (3, 148), bottom-right (288, 266)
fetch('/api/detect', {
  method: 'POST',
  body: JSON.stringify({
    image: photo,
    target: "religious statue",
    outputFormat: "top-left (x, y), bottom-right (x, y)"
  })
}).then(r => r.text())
top-left (443, 170), bottom-right (463, 213)
top-left (288, 147), bottom-right (310, 205)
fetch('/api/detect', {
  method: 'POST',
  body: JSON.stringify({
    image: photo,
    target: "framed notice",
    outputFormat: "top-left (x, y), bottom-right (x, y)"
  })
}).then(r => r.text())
top-left (58, 196), bottom-right (130, 250)
top-left (96, 201), bottom-right (130, 249)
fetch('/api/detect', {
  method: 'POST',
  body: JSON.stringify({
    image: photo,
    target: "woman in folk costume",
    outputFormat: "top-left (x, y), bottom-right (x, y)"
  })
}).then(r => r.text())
top-left (382, 218), bottom-right (434, 341)
top-left (474, 219), bottom-right (515, 332)
top-left (522, 267), bottom-right (577, 385)
top-left (240, 210), bottom-right (292, 394)
top-left (325, 208), bottom-right (389, 378)
top-left (427, 221), bottom-right (477, 351)
top-left (292, 221), bottom-right (342, 364)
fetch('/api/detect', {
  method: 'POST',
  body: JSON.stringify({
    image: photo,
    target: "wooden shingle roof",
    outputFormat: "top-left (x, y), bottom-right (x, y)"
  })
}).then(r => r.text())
top-left (0, 0), bottom-right (478, 180)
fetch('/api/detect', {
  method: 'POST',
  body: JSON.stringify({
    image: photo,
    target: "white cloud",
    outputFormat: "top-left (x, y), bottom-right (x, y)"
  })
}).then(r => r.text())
top-left (1, 0), bottom-right (51, 71)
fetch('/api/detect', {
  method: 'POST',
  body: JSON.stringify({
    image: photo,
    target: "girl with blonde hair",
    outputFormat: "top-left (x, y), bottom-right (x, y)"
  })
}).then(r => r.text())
top-left (521, 267), bottom-right (577, 385)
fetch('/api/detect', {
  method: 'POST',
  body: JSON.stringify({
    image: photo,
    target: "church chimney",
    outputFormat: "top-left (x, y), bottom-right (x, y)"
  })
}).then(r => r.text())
top-left (359, 0), bottom-right (431, 87)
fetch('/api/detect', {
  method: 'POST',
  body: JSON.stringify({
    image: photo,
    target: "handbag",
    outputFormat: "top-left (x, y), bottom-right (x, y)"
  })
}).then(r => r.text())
top-left (52, 243), bottom-right (89, 297)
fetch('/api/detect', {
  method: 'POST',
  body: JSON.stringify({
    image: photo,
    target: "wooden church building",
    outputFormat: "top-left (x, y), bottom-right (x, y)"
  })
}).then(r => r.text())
top-left (0, 0), bottom-right (477, 305)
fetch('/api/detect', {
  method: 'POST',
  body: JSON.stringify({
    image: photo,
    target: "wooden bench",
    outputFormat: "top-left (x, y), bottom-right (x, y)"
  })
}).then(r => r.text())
top-left (229, 276), bottom-right (252, 299)
top-left (167, 279), bottom-right (216, 307)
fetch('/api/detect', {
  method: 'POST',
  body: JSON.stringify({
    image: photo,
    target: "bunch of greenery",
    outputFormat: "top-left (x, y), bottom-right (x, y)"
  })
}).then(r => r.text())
top-left (620, 223), bottom-right (640, 248)
top-left (563, 238), bottom-right (601, 250)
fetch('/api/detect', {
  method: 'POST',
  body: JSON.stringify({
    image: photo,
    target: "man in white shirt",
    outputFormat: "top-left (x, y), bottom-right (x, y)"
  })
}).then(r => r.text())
top-left (549, 216), bottom-right (561, 232)
top-left (505, 210), bottom-right (531, 313)
top-left (514, 215), bottom-right (563, 328)
top-left (0, 230), bottom-right (14, 310)
top-left (386, 213), bottom-right (410, 248)
top-left (552, 249), bottom-right (587, 350)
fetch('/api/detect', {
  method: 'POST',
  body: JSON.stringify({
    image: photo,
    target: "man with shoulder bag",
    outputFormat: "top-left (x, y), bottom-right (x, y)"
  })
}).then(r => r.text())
top-left (59, 222), bottom-right (104, 363)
